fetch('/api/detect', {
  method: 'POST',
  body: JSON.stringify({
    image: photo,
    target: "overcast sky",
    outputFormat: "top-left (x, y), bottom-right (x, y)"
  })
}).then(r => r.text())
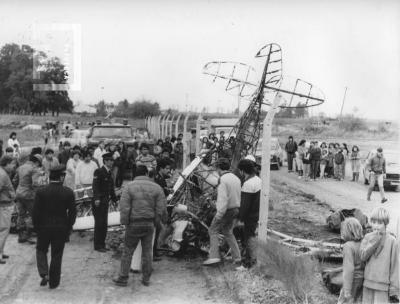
top-left (0, 0), bottom-right (399, 120)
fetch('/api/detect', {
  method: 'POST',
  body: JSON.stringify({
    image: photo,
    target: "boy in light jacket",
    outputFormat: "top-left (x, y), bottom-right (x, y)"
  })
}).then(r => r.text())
top-left (360, 207), bottom-right (399, 303)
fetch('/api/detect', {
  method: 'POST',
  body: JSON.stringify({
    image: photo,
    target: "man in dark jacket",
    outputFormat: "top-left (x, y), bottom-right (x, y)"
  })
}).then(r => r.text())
top-left (153, 158), bottom-right (171, 260)
top-left (309, 141), bottom-right (321, 181)
top-left (58, 141), bottom-right (72, 166)
top-left (237, 159), bottom-right (261, 268)
top-left (33, 165), bottom-right (76, 289)
top-left (92, 152), bottom-right (117, 252)
top-left (285, 136), bottom-right (297, 173)
top-left (113, 165), bottom-right (166, 287)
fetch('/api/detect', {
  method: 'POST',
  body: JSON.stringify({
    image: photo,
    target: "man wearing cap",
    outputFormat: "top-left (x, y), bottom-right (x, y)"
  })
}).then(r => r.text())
top-left (92, 152), bottom-right (117, 252)
top-left (13, 154), bottom-right (43, 244)
top-left (366, 147), bottom-right (388, 203)
top-left (203, 158), bottom-right (241, 266)
top-left (33, 165), bottom-right (76, 289)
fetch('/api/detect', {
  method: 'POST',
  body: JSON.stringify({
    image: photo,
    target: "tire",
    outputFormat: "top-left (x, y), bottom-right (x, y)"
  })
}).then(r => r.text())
top-left (364, 178), bottom-right (369, 185)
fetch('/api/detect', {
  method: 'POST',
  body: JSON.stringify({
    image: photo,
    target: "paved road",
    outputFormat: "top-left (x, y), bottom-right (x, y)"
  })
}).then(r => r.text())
top-left (272, 167), bottom-right (400, 234)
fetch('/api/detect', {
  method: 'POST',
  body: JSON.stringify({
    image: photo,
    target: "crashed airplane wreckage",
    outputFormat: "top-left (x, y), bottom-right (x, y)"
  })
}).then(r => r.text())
top-left (70, 42), bottom-right (343, 259)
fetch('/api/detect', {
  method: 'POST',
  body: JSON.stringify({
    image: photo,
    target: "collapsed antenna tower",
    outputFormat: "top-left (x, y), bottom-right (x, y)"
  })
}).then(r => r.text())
top-left (203, 43), bottom-right (325, 168)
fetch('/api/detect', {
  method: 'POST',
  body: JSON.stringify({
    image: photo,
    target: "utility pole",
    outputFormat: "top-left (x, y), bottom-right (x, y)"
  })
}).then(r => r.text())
top-left (339, 86), bottom-right (348, 120)
top-left (258, 94), bottom-right (282, 242)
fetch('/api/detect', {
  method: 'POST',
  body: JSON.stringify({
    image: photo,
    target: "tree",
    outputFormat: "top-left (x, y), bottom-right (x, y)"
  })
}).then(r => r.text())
top-left (95, 100), bottom-right (107, 116)
top-left (129, 99), bottom-right (160, 118)
top-left (0, 43), bottom-right (72, 115)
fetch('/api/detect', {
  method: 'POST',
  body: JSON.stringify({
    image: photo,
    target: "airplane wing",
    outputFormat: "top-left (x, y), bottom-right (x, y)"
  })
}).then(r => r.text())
top-left (202, 61), bottom-right (258, 99)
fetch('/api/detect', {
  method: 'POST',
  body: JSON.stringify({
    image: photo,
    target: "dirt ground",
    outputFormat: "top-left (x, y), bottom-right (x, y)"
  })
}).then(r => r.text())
top-left (0, 231), bottom-right (235, 304)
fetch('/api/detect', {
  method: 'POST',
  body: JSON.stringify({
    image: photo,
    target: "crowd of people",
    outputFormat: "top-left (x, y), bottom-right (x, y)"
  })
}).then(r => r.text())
top-left (0, 129), bottom-right (398, 303)
top-left (285, 136), bottom-right (389, 203)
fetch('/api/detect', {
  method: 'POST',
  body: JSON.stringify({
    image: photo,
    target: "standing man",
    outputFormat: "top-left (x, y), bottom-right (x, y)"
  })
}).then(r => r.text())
top-left (367, 147), bottom-right (388, 203)
top-left (113, 165), bottom-right (166, 287)
top-left (75, 150), bottom-right (98, 189)
top-left (285, 136), bottom-right (297, 173)
top-left (237, 159), bottom-right (260, 268)
top-left (33, 166), bottom-right (76, 289)
top-left (58, 141), bottom-right (72, 166)
top-left (153, 158), bottom-right (171, 260)
top-left (203, 158), bottom-right (241, 266)
top-left (13, 154), bottom-right (43, 244)
top-left (188, 129), bottom-right (197, 162)
top-left (0, 156), bottom-right (17, 264)
top-left (92, 152), bottom-right (117, 252)
top-left (310, 141), bottom-right (321, 181)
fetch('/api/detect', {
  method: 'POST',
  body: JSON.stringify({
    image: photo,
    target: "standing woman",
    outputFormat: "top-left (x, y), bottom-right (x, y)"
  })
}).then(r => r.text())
top-left (296, 140), bottom-right (306, 178)
top-left (342, 143), bottom-right (350, 180)
top-left (350, 146), bottom-right (361, 182)
top-left (64, 151), bottom-right (81, 190)
top-left (320, 143), bottom-right (329, 179)
top-left (303, 146), bottom-right (311, 182)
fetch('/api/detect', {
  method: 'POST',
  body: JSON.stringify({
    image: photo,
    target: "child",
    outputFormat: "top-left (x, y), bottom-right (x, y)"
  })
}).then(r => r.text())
top-left (350, 146), bottom-right (361, 182)
top-left (338, 217), bottom-right (364, 304)
top-left (303, 147), bottom-right (311, 182)
top-left (360, 207), bottom-right (399, 304)
top-left (334, 149), bottom-right (345, 181)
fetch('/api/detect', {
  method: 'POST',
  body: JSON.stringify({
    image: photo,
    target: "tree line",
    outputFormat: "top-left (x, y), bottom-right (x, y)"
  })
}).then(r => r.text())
top-left (0, 43), bottom-right (73, 116)
top-left (95, 98), bottom-right (161, 118)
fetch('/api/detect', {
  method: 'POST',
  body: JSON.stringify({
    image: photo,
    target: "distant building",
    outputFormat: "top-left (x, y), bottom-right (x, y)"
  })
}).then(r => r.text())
top-left (74, 104), bottom-right (96, 115)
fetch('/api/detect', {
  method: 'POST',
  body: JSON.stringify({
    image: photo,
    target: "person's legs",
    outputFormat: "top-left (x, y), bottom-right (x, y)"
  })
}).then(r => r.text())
top-left (119, 224), bottom-right (149, 279)
top-left (243, 220), bottom-right (257, 266)
top-left (0, 205), bottom-right (14, 259)
top-left (220, 209), bottom-right (241, 261)
top-left (287, 153), bottom-right (293, 171)
top-left (153, 221), bottom-right (162, 259)
top-left (376, 174), bottom-right (386, 201)
top-left (207, 217), bottom-right (222, 260)
top-left (99, 201), bottom-right (109, 248)
top-left (36, 231), bottom-right (51, 279)
top-left (140, 225), bottom-right (155, 284)
top-left (367, 174), bottom-right (376, 200)
top-left (48, 231), bottom-right (66, 288)
top-left (16, 199), bottom-right (28, 242)
top-left (320, 163), bottom-right (326, 179)
top-left (304, 164), bottom-right (310, 181)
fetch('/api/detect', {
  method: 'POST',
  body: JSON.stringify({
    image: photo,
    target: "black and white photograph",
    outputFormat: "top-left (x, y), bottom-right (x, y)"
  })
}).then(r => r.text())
top-left (0, 0), bottom-right (399, 303)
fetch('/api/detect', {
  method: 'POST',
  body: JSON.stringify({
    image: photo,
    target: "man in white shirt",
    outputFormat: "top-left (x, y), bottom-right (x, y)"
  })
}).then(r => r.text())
top-left (75, 151), bottom-right (98, 188)
top-left (93, 141), bottom-right (106, 168)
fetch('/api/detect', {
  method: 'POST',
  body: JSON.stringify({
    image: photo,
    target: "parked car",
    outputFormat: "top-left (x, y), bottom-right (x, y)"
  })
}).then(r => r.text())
top-left (86, 122), bottom-right (136, 148)
top-left (255, 137), bottom-right (284, 170)
top-left (362, 150), bottom-right (400, 190)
